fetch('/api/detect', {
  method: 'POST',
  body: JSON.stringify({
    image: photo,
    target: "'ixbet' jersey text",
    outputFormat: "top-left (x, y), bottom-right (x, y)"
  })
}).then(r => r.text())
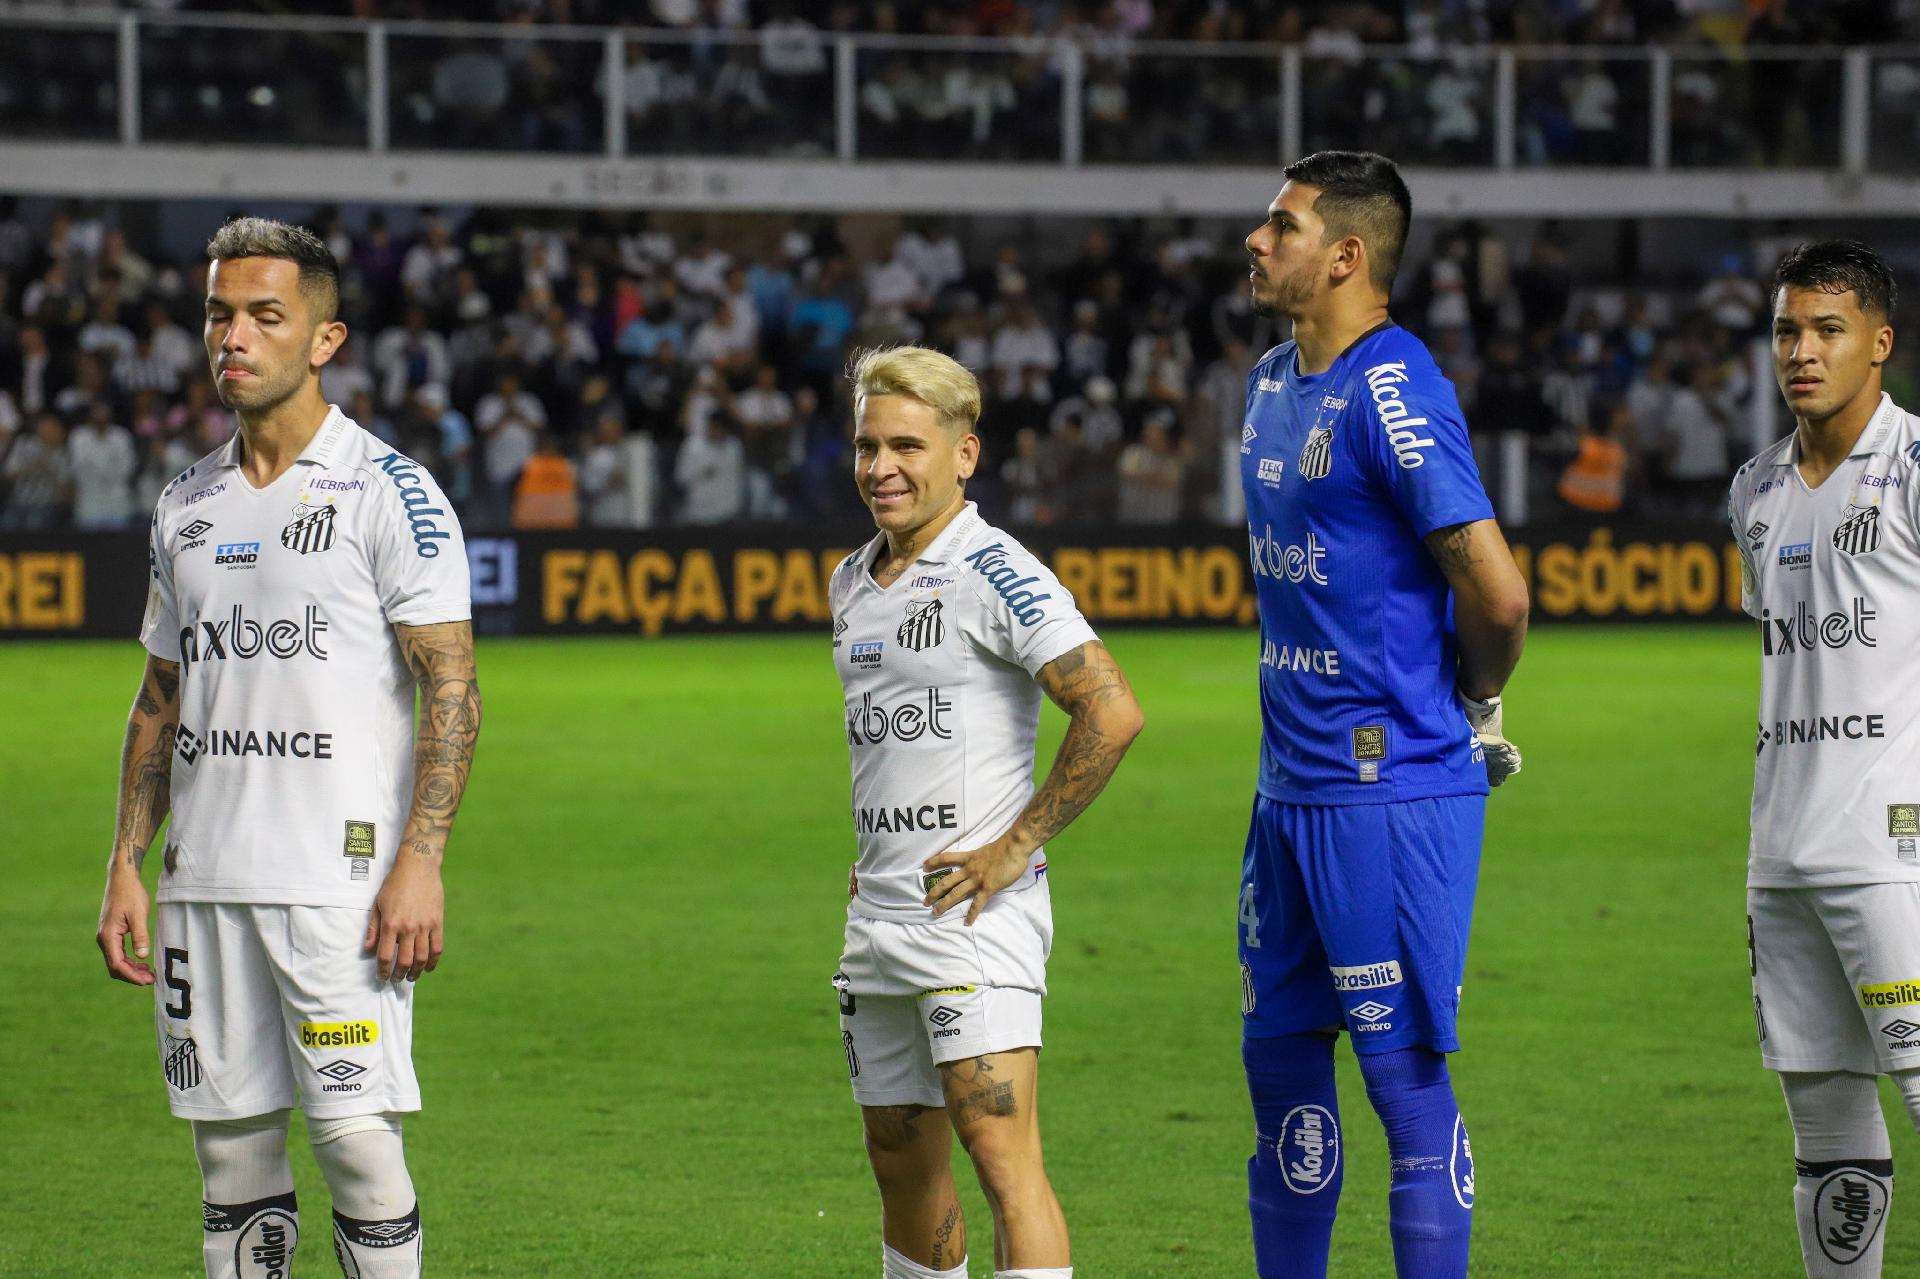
top-left (1729, 393), bottom-right (1920, 888)
top-left (1241, 324), bottom-right (1495, 803)
top-left (829, 504), bottom-right (1097, 923)
top-left (141, 407), bottom-right (470, 907)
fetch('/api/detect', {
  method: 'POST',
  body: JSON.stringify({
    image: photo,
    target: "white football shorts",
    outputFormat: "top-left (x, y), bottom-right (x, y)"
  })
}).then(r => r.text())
top-left (835, 886), bottom-right (1052, 1109)
top-left (154, 902), bottom-right (419, 1121)
top-left (1749, 882), bottom-right (1920, 1075)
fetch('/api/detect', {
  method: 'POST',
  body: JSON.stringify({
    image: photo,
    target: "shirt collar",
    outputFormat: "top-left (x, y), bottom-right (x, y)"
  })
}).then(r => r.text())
top-left (1774, 393), bottom-right (1899, 466)
top-left (212, 405), bottom-right (350, 471)
top-left (857, 501), bottom-right (981, 582)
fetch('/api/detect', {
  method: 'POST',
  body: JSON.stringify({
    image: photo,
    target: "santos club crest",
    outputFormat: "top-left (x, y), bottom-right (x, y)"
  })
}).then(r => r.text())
top-left (1833, 505), bottom-right (1881, 558)
top-left (898, 597), bottom-right (945, 651)
top-left (282, 500), bottom-right (337, 555)
top-left (1298, 426), bottom-right (1333, 481)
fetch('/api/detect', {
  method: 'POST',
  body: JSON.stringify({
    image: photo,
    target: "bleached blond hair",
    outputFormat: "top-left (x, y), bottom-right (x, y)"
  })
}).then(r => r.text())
top-left (848, 345), bottom-right (981, 435)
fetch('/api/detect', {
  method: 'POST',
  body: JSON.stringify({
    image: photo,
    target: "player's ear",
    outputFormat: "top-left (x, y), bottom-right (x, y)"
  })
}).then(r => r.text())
top-left (1873, 322), bottom-right (1894, 366)
top-left (956, 430), bottom-right (980, 481)
top-left (310, 320), bottom-right (348, 370)
top-left (1328, 235), bottom-right (1366, 283)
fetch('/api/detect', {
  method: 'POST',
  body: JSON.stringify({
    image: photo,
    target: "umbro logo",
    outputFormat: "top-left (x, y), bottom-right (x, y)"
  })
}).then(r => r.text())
top-left (1350, 1000), bottom-right (1393, 1022)
top-left (180, 519), bottom-right (213, 540)
top-left (1241, 421), bottom-right (1257, 455)
top-left (927, 1006), bottom-right (962, 1028)
top-left (315, 1059), bottom-right (367, 1082)
top-left (1746, 521), bottom-right (1769, 548)
top-left (1882, 1019), bottom-right (1920, 1040)
top-left (358, 1220), bottom-right (413, 1240)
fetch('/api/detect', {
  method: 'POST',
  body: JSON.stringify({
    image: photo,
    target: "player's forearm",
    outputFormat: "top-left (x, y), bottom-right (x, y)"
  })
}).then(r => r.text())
top-left (1453, 607), bottom-right (1527, 701)
top-left (397, 626), bottom-right (482, 860)
top-left (110, 661), bottom-right (180, 873)
top-left (1010, 700), bottom-right (1143, 853)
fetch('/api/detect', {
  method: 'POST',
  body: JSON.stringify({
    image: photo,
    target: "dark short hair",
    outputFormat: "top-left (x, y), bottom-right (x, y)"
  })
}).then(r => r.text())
top-left (1282, 150), bottom-right (1413, 292)
top-left (1772, 239), bottom-right (1896, 321)
top-left (204, 216), bottom-right (340, 323)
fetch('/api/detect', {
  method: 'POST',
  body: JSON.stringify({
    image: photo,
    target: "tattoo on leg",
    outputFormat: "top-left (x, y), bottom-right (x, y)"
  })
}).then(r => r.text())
top-left (951, 1081), bottom-right (1017, 1124)
top-left (930, 1201), bottom-right (962, 1267)
top-left (864, 1103), bottom-right (931, 1150)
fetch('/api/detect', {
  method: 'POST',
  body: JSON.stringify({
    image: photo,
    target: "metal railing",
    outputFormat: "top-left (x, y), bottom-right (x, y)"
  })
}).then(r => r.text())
top-left (2, 10), bottom-right (1915, 173)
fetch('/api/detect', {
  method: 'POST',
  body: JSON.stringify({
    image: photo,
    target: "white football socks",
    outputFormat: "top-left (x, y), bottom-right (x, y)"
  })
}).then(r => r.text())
top-left (309, 1113), bottom-right (421, 1278)
top-left (192, 1112), bottom-right (298, 1279)
top-left (1782, 1071), bottom-right (1892, 1278)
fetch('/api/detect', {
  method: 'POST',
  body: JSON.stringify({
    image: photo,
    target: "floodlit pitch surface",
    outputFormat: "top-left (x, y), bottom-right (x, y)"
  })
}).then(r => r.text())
top-left (4, 626), bottom-right (1911, 1277)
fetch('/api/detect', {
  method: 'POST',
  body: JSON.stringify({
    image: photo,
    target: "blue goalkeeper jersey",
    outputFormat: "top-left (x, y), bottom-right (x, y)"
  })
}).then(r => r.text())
top-left (1241, 322), bottom-right (1496, 805)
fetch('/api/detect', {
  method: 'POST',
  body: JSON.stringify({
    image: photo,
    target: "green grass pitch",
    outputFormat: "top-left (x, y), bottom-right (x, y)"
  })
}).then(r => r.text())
top-left (3, 626), bottom-right (1914, 1277)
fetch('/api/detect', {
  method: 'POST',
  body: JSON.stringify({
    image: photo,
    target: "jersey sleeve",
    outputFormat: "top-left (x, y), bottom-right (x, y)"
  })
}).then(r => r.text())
top-left (1351, 356), bottom-right (1495, 536)
top-left (368, 455), bottom-right (471, 626)
top-left (139, 502), bottom-right (182, 660)
top-left (961, 537), bottom-right (1098, 677)
top-left (1728, 465), bottom-right (1762, 620)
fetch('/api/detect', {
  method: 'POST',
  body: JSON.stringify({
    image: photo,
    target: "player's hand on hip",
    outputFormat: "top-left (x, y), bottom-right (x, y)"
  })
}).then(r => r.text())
top-left (96, 868), bottom-right (155, 986)
top-left (1458, 689), bottom-right (1522, 786)
top-left (364, 855), bottom-right (445, 982)
top-left (923, 834), bottom-right (1032, 926)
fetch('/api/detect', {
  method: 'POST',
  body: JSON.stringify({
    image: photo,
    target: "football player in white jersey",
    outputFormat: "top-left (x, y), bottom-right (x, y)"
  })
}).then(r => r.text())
top-left (94, 218), bottom-right (479, 1279)
top-left (829, 346), bottom-right (1143, 1279)
top-left (1730, 240), bottom-right (1920, 1279)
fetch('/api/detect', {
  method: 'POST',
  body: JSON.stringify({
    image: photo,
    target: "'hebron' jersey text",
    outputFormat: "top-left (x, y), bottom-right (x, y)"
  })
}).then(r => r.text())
top-left (141, 407), bottom-right (471, 907)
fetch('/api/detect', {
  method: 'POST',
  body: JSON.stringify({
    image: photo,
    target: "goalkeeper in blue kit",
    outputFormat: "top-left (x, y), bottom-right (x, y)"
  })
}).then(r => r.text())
top-left (1234, 151), bottom-right (1530, 1279)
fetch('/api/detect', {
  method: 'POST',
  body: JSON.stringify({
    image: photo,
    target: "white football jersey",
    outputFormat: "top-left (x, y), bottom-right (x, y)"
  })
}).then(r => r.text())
top-left (141, 407), bottom-right (470, 907)
top-left (830, 503), bottom-right (1098, 924)
top-left (1729, 393), bottom-right (1920, 888)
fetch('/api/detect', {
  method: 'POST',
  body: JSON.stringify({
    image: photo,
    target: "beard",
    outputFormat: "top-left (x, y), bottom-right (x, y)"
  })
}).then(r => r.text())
top-left (1250, 263), bottom-right (1315, 319)
top-left (210, 362), bottom-right (304, 415)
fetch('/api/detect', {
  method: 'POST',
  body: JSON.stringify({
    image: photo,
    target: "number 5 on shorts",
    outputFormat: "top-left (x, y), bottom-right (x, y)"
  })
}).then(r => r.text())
top-left (163, 947), bottom-right (191, 1019)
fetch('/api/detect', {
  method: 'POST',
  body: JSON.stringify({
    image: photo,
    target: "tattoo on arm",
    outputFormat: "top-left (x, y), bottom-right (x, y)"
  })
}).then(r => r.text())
top-left (1016, 641), bottom-right (1142, 849)
top-left (1428, 522), bottom-right (1482, 575)
top-left (395, 621), bottom-right (482, 859)
top-left (113, 658), bottom-right (180, 870)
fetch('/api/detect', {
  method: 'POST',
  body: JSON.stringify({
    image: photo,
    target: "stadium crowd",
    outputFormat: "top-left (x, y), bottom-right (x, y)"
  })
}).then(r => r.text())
top-left (8, 1), bottom-right (1908, 167)
top-left (0, 198), bottom-right (1853, 532)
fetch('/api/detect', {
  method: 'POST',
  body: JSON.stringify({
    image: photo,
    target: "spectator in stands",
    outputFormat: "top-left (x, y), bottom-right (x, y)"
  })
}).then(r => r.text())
top-left (373, 303), bottom-right (452, 408)
top-left (1648, 362), bottom-right (1730, 513)
top-left (401, 212), bottom-right (463, 312)
top-left (1001, 426), bottom-right (1051, 525)
top-left (431, 40), bottom-right (511, 147)
top-left (580, 410), bottom-right (659, 529)
top-left (133, 426), bottom-right (199, 517)
top-left (2, 411), bottom-right (71, 528)
top-left (512, 431), bottom-right (581, 529)
top-left (1557, 396), bottom-right (1630, 514)
top-left (1116, 411), bottom-right (1186, 524)
top-left (675, 412), bottom-right (746, 524)
top-left (13, 323), bottom-right (56, 417)
top-left (67, 400), bottom-right (137, 529)
top-left (1698, 253), bottom-right (1767, 336)
top-left (476, 365), bottom-right (545, 522)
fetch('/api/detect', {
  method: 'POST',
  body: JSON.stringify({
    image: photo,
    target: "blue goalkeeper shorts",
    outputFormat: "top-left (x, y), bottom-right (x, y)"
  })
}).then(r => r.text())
top-left (1238, 794), bottom-right (1484, 1054)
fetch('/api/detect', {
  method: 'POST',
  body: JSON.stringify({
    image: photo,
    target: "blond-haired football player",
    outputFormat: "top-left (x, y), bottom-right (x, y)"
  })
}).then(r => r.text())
top-left (829, 345), bottom-right (1143, 1279)
top-left (95, 217), bottom-right (479, 1279)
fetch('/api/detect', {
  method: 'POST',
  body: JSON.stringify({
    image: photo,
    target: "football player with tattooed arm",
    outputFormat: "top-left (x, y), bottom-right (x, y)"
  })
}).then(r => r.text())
top-left (828, 345), bottom-right (1143, 1279)
top-left (93, 218), bottom-right (479, 1279)
top-left (1235, 151), bottom-right (1529, 1279)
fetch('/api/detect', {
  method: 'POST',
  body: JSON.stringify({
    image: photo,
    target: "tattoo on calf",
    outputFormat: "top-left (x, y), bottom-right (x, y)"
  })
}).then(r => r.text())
top-left (930, 1202), bottom-right (962, 1267)
top-left (952, 1081), bottom-right (1018, 1124)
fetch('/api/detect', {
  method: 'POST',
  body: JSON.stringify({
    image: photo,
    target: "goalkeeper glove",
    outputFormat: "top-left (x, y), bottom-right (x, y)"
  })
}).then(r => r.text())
top-left (1458, 689), bottom-right (1522, 786)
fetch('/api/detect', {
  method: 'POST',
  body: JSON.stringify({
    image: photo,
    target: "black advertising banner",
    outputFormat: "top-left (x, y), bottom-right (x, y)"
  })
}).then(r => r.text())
top-left (0, 520), bottom-right (1751, 641)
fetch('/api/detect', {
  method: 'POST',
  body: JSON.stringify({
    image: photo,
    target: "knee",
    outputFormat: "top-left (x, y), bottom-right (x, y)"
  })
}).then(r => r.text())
top-left (955, 1122), bottom-right (1033, 1202)
top-left (307, 1114), bottom-right (412, 1215)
